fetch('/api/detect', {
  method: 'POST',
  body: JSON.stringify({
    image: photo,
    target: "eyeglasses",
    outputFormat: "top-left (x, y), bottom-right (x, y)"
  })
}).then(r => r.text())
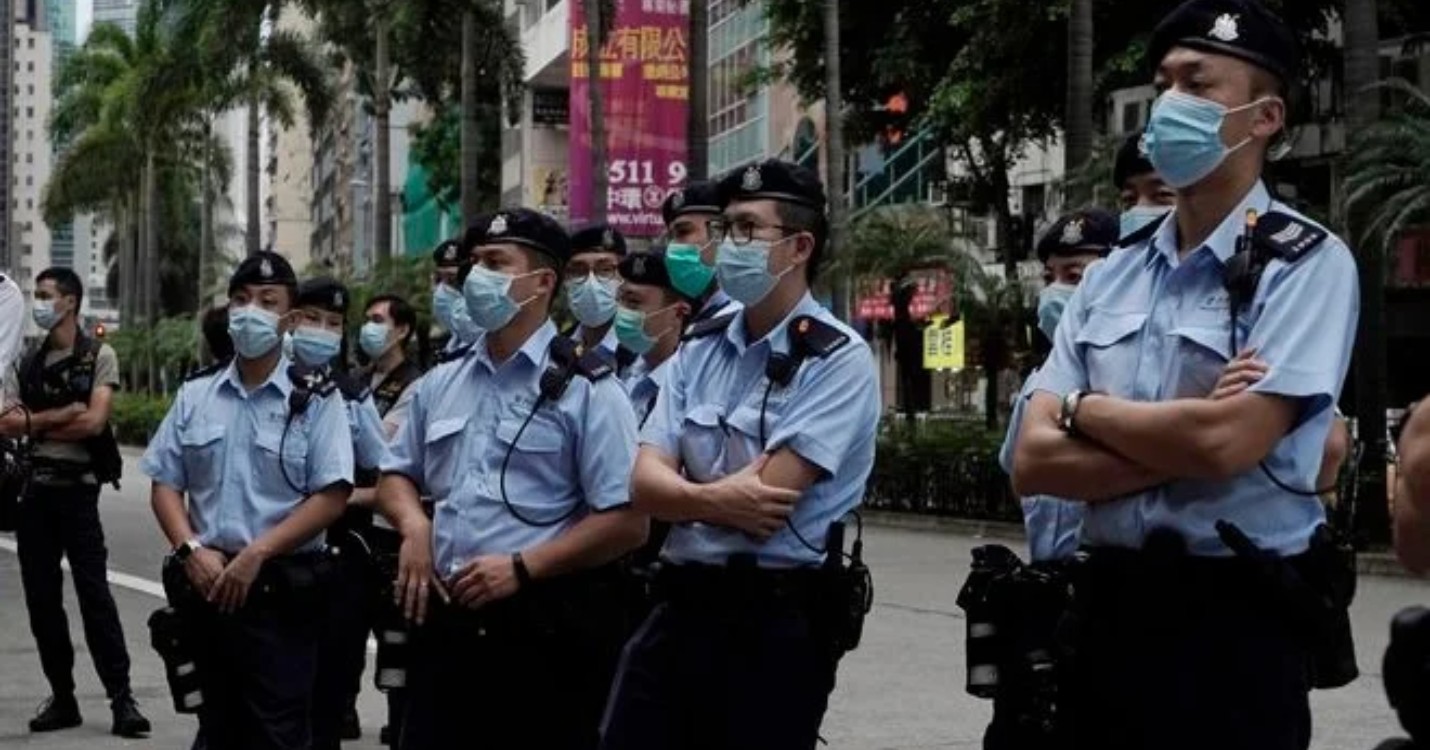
top-left (707, 218), bottom-right (802, 246)
top-left (563, 263), bottom-right (621, 283)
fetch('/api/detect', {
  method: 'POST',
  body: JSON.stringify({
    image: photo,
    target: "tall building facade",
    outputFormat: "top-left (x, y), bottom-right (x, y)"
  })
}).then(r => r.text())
top-left (91, 0), bottom-right (136, 36)
top-left (12, 2), bottom-right (53, 315)
top-left (1, 1), bottom-right (15, 275)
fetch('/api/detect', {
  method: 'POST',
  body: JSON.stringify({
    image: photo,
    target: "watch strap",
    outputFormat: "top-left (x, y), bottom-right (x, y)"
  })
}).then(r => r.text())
top-left (512, 552), bottom-right (532, 589)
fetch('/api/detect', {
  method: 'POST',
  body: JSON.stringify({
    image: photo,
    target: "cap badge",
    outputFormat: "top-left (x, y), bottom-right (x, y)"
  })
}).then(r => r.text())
top-left (603, 228), bottom-right (616, 248)
top-left (632, 255), bottom-right (647, 276)
top-left (1138, 133), bottom-right (1150, 158)
top-left (741, 165), bottom-right (763, 192)
top-left (334, 290), bottom-right (344, 307)
top-left (489, 214), bottom-right (509, 236)
top-left (671, 190), bottom-right (686, 209)
top-left (259, 258), bottom-right (274, 279)
top-left (1061, 219), bottom-right (1085, 246)
top-left (797, 319), bottom-right (811, 335)
top-left (1209, 13), bottom-right (1240, 42)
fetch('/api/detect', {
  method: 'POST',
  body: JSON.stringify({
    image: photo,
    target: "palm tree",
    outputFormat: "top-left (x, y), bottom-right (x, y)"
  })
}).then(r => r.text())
top-left (687, 0), bottom-right (710, 181)
top-left (1064, 0), bottom-right (1094, 203)
top-left (822, 0), bottom-right (849, 320)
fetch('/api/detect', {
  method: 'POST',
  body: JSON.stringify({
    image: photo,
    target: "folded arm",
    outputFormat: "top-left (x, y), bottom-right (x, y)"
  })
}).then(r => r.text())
top-left (1011, 392), bottom-right (1170, 502)
top-left (44, 385), bottom-right (116, 441)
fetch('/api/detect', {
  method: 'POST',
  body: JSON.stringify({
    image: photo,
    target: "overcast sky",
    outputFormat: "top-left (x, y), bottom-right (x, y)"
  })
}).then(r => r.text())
top-left (77, 0), bottom-right (92, 42)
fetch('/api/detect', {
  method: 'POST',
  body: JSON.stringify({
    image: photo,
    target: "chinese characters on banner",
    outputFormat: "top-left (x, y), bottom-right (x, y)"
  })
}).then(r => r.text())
top-left (855, 271), bottom-right (954, 321)
top-left (569, 0), bottom-right (690, 236)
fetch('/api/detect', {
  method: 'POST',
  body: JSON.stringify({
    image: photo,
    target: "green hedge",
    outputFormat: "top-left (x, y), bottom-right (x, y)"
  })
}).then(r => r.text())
top-left (112, 392), bottom-right (173, 446)
top-left (865, 417), bottom-right (1021, 522)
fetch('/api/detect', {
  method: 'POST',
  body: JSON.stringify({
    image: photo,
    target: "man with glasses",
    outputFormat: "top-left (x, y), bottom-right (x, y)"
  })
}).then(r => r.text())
top-left (565, 224), bottom-right (628, 364)
top-left (600, 159), bottom-right (881, 750)
top-left (661, 181), bottom-right (737, 330)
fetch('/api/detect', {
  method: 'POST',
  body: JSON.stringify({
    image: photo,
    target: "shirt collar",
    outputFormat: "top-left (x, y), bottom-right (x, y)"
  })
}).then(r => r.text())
top-left (218, 354), bottom-right (294, 398)
top-left (725, 293), bottom-right (822, 355)
top-left (475, 320), bottom-right (557, 372)
top-left (1146, 181), bottom-right (1273, 269)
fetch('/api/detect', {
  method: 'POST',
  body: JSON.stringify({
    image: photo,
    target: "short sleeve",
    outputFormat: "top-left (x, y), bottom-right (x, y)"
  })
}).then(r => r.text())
top-left (1246, 239), bottom-right (1360, 425)
top-left (0, 277), bottom-right (22, 375)
top-left (141, 389), bottom-right (188, 491)
top-left (352, 396), bottom-right (390, 471)
top-left (639, 346), bottom-right (687, 457)
top-left (1000, 379), bottom-right (1036, 475)
top-left (381, 375), bottom-right (430, 483)
top-left (304, 391), bottom-right (355, 491)
top-left (578, 377), bottom-right (638, 511)
top-left (1031, 272), bottom-right (1097, 400)
top-left (94, 345), bottom-right (121, 390)
top-left (766, 342), bottom-right (881, 477)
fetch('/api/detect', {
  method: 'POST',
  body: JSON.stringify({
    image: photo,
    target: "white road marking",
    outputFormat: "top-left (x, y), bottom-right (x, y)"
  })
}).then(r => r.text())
top-left (0, 535), bottom-right (378, 653)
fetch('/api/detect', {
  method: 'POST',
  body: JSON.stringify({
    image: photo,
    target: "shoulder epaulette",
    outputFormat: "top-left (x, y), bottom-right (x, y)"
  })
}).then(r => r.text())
top-left (576, 348), bottom-right (614, 381)
top-left (436, 342), bottom-right (474, 364)
top-left (334, 372), bottom-right (370, 402)
top-left (184, 360), bottom-right (228, 382)
top-left (682, 311), bottom-right (737, 342)
top-left (615, 346), bottom-right (638, 375)
top-left (288, 364), bottom-right (338, 399)
top-left (1254, 211), bottom-right (1329, 264)
top-left (789, 315), bottom-right (850, 360)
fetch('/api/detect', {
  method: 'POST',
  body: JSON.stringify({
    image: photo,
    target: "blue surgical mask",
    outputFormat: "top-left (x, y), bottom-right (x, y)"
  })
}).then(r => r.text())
top-left (1037, 283), bottom-right (1076, 342)
top-left (463, 265), bottom-right (534, 332)
top-left (665, 243), bottom-right (716, 299)
top-left (359, 321), bottom-right (392, 359)
top-left (292, 326), bottom-right (342, 367)
top-left (614, 304), bottom-right (676, 356)
top-left (432, 284), bottom-right (461, 331)
top-left (32, 300), bottom-right (60, 330)
top-left (448, 296), bottom-right (482, 343)
top-left (715, 239), bottom-right (793, 306)
top-left (1120, 205), bottom-right (1172, 240)
top-left (1143, 91), bottom-right (1268, 188)
top-left (566, 273), bottom-right (620, 328)
top-left (229, 305), bottom-right (283, 360)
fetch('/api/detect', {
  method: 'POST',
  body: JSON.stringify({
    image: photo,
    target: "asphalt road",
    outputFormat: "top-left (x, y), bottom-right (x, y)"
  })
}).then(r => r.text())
top-left (0, 449), bottom-right (1424, 749)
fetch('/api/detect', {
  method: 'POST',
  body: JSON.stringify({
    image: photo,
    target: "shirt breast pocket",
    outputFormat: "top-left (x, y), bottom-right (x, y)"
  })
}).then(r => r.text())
top-left (679, 404), bottom-right (728, 484)
top-left (422, 417), bottom-right (468, 500)
top-left (178, 423), bottom-right (225, 491)
top-left (254, 424), bottom-right (309, 497)
top-left (495, 414), bottom-right (569, 514)
top-left (724, 403), bottom-right (774, 470)
top-left (1169, 325), bottom-right (1232, 400)
top-left (1076, 311), bottom-right (1147, 396)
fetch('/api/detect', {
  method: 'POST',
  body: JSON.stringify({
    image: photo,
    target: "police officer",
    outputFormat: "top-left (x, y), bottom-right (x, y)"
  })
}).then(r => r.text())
top-left (565, 222), bottom-right (628, 362)
top-left (431, 239), bottom-right (480, 356)
top-left (1395, 402), bottom-right (1430, 574)
top-left (1011, 2), bottom-right (1358, 748)
top-left (378, 208), bottom-right (645, 750)
top-left (0, 267), bottom-right (150, 737)
top-left (661, 180), bottom-right (738, 328)
top-left (1115, 129), bottom-right (1178, 245)
top-left (614, 247), bottom-right (696, 427)
top-left (142, 252), bottom-right (355, 750)
top-left (600, 159), bottom-right (881, 750)
top-left (286, 277), bottom-right (390, 749)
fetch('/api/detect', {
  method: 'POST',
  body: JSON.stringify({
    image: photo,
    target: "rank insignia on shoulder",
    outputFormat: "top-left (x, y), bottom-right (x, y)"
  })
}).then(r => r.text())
top-left (436, 342), bottom-right (474, 364)
top-left (789, 315), bottom-right (850, 360)
top-left (184, 360), bottom-right (229, 382)
top-left (682, 312), bottom-right (737, 342)
top-left (288, 364), bottom-right (337, 398)
top-left (1254, 212), bottom-right (1328, 264)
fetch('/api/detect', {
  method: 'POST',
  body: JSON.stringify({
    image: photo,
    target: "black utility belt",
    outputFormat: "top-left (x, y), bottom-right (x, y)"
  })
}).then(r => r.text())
top-left (30, 459), bottom-right (98, 486)
top-left (165, 549), bottom-right (336, 606)
top-left (655, 562), bottom-right (828, 608)
top-left (425, 566), bottom-right (626, 638)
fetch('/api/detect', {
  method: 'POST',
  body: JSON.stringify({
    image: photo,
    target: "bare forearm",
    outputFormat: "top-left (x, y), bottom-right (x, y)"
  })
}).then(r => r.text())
top-left (1394, 474), bottom-right (1430, 575)
top-left (45, 411), bottom-right (107, 441)
top-left (350, 486), bottom-right (378, 508)
top-left (1076, 395), bottom-right (1239, 479)
top-left (631, 453), bottom-right (721, 524)
top-left (247, 484), bottom-right (350, 559)
top-left (522, 508), bottom-right (648, 580)
top-left (0, 406), bottom-right (71, 438)
top-left (377, 473), bottom-right (428, 537)
top-left (1012, 425), bottom-right (1169, 502)
top-left (151, 483), bottom-right (197, 549)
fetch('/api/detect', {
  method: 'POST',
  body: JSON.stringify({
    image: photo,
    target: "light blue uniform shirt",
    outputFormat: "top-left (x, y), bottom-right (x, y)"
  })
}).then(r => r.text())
top-left (642, 293), bottom-right (881, 568)
top-left (382, 321), bottom-right (638, 579)
top-left (141, 357), bottom-right (356, 556)
top-left (1000, 372), bottom-right (1085, 562)
top-left (1034, 182), bottom-right (1359, 556)
top-left (346, 390), bottom-right (390, 472)
top-left (622, 355), bottom-right (673, 430)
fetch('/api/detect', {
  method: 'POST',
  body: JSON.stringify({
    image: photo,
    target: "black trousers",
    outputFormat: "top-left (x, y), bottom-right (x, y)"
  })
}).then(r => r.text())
top-left (1064, 548), bottom-right (1312, 750)
top-left (311, 522), bottom-right (376, 750)
top-left (399, 574), bottom-right (628, 750)
top-left (16, 480), bottom-right (132, 700)
top-left (599, 599), bottom-right (840, 750)
top-left (164, 562), bottom-right (321, 750)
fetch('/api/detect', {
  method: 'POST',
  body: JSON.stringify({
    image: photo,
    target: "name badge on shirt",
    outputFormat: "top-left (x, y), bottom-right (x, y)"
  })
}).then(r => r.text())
top-left (1200, 292), bottom-right (1231, 311)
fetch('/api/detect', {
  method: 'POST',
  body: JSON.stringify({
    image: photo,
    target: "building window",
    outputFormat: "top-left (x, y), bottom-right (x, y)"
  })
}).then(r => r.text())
top-left (1120, 102), bottom-right (1143, 134)
top-left (26, 107), bottom-right (34, 118)
top-left (27, 37), bottom-right (34, 49)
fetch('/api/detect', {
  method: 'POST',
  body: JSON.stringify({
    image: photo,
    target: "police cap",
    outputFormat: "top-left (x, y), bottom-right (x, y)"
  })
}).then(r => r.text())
top-left (481, 208), bottom-right (572, 264)
top-left (460, 214), bottom-right (493, 257)
top-left (432, 239), bottom-right (463, 268)
top-left (1149, 0), bottom-right (1299, 85)
top-left (1037, 210), bottom-right (1119, 264)
top-left (716, 159), bottom-right (827, 212)
top-left (296, 276), bottom-right (350, 315)
top-left (228, 251), bottom-right (297, 296)
top-left (662, 181), bottom-right (722, 226)
top-left (619, 247), bottom-right (692, 303)
top-left (1114, 129), bottom-right (1156, 191)
top-left (570, 223), bottom-right (627, 258)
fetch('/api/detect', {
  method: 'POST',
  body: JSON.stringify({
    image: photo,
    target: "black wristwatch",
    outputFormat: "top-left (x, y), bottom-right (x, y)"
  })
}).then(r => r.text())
top-left (1059, 390), bottom-right (1093, 436)
top-left (173, 539), bottom-right (201, 562)
top-left (511, 552), bottom-right (532, 589)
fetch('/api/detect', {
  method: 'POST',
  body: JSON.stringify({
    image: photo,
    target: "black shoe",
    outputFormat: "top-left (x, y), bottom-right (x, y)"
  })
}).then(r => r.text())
top-left (379, 725), bottom-right (392, 746)
top-left (29, 695), bottom-right (82, 733)
top-left (111, 694), bottom-right (151, 738)
top-left (340, 705), bottom-right (361, 741)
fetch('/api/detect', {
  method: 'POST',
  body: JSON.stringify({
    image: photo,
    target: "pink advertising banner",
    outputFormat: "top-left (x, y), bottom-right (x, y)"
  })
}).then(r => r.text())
top-left (568, 0), bottom-right (690, 236)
